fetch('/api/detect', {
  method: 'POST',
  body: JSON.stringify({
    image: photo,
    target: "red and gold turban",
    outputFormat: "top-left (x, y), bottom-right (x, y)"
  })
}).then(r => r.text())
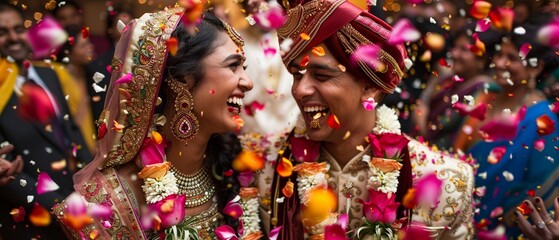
top-left (278, 0), bottom-right (406, 93)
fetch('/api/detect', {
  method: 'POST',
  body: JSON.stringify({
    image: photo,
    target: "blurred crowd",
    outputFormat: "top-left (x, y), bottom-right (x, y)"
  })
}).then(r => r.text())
top-left (0, 0), bottom-right (558, 239)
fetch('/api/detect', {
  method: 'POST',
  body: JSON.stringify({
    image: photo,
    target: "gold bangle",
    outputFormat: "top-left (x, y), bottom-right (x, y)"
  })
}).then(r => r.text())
top-left (547, 219), bottom-right (555, 225)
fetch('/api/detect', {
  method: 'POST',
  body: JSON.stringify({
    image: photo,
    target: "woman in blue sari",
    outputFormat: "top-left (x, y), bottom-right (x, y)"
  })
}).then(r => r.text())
top-left (455, 24), bottom-right (559, 237)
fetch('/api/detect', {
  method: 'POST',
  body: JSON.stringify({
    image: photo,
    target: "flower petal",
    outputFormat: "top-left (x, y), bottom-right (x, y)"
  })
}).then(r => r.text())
top-left (350, 44), bottom-right (383, 72)
top-left (29, 203), bottom-right (51, 227)
top-left (10, 206), bottom-right (26, 223)
top-left (537, 18), bottom-right (559, 49)
top-left (290, 135), bottom-right (321, 162)
top-left (534, 138), bottom-right (546, 152)
top-left (388, 18), bottom-right (420, 45)
top-left (327, 114), bottom-right (341, 129)
top-left (276, 157), bottom-right (294, 177)
top-left (166, 37), bottom-right (178, 56)
top-left (18, 82), bottom-right (57, 124)
top-left (114, 73), bottom-right (133, 85)
top-left (487, 146), bottom-right (507, 164)
top-left (470, 1), bottom-right (492, 19)
top-left (475, 18), bottom-right (491, 32)
top-left (269, 226), bottom-right (283, 240)
top-left (253, 2), bottom-right (286, 30)
top-left (27, 16), bottom-right (67, 59)
top-left (215, 225), bottom-right (239, 240)
top-left (519, 43), bottom-right (532, 59)
top-left (37, 172), bottom-right (60, 195)
top-left (536, 114), bottom-right (556, 136)
top-left (414, 173), bottom-right (443, 208)
top-left (232, 150), bottom-right (265, 172)
top-left (223, 200), bottom-right (243, 220)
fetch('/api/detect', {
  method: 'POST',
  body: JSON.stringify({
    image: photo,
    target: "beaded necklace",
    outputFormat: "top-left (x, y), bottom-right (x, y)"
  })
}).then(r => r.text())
top-left (170, 164), bottom-right (216, 208)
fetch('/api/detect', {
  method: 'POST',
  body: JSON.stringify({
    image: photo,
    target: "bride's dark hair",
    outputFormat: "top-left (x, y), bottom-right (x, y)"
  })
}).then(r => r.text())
top-left (160, 12), bottom-right (242, 233)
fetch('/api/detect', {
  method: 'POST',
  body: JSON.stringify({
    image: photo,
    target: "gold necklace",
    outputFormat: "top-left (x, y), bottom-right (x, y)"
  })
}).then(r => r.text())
top-left (170, 164), bottom-right (216, 208)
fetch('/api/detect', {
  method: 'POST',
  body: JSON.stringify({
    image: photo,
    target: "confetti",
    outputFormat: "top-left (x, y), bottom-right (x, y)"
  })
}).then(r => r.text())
top-left (166, 37), bottom-right (178, 56)
top-left (503, 171), bottom-right (514, 182)
top-left (388, 18), bottom-right (420, 45)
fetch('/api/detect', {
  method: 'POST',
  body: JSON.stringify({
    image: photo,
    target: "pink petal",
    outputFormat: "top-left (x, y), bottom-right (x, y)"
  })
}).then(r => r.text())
top-left (215, 225), bottom-right (239, 240)
top-left (113, 73), bottom-right (133, 85)
top-left (65, 192), bottom-right (87, 215)
top-left (453, 102), bottom-right (487, 121)
top-left (490, 206), bottom-right (503, 218)
top-left (337, 213), bottom-right (348, 230)
top-left (237, 219), bottom-right (244, 236)
top-left (362, 98), bottom-right (377, 111)
top-left (147, 194), bottom-right (186, 229)
top-left (487, 146), bottom-right (507, 164)
top-left (324, 223), bottom-right (347, 240)
top-left (415, 173), bottom-right (443, 208)
top-left (479, 106), bottom-right (527, 141)
top-left (351, 44), bottom-right (383, 72)
top-left (453, 75), bottom-right (464, 82)
top-left (537, 18), bottom-right (559, 49)
top-left (389, 18), bottom-right (421, 45)
top-left (402, 224), bottom-right (431, 240)
top-left (406, 0), bottom-right (424, 5)
top-left (263, 47), bottom-right (277, 59)
top-left (223, 201), bottom-right (243, 219)
top-left (519, 43), bottom-right (532, 59)
top-left (253, 2), bottom-right (286, 30)
top-left (534, 138), bottom-right (546, 152)
top-left (88, 203), bottom-right (113, 220)
top-left (237, 171), bottom-right (254, 187)
top-left (139, 138), bottom-right (166, 166)
top-left (477, 225), bottom-right (506, 240)
top-left (37, 172), bottom-right (60, 195)
top-left (269, 226), bottom-right (283, 240)
top-left (27, 16), bottom-right (68, 59)
top-left (476, 18), bottom-right (491, 32)
top-left (244, 101), bottom-right (265, 116)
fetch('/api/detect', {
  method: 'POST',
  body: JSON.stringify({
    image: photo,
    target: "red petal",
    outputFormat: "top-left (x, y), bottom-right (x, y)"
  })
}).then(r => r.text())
top-left (166, 37), bottom-right (179, 56)
top-left (327, 114), bottom-right (341, 129)
top-left (29, 203), bottom-right (51, 227)
top-left (536, 114), bottom-right (556, 136)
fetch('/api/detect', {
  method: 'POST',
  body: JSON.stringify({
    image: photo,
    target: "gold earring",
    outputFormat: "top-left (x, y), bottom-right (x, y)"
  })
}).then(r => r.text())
top-left (166, 78), bottom-right (199, 145)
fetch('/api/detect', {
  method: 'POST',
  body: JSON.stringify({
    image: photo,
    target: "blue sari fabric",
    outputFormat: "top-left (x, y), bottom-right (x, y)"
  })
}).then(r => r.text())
top-left (471, 101), bottom-right (559, 237)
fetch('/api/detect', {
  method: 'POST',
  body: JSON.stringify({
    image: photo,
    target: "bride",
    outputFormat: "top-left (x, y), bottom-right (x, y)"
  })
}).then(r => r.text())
top-left (53, 5), bottom-right (260, 239)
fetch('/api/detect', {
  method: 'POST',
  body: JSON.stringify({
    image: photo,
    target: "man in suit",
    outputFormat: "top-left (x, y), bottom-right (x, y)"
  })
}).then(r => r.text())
top-left (0, 2), bottom-right (92, 239)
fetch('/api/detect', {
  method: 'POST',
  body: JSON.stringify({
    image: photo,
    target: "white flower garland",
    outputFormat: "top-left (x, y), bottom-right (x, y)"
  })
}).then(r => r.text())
top-left (372, 105), bottom-right (401, 135)
top-left (142, 171), bottom-right (179, 204)
top-left (240, 197), bottom-right (261, 237)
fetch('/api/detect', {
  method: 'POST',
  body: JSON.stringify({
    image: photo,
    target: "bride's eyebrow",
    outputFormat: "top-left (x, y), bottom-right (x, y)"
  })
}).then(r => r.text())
top-left (222, 54), bottom-right (243, 63)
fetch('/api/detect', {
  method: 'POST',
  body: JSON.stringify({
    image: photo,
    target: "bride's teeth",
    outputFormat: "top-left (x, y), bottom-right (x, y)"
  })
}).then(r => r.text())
top-left (304, 106), bottom-right (327, 113)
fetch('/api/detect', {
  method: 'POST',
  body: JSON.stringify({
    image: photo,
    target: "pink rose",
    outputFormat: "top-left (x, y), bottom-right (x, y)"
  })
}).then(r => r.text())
top-left (362, 189), bottom-right (400, 223)
top-left (146, 194), bottom-right (186, 229)
top-left (290, 135), bottom-right (320, 162)
top-left (139, 138), bottom-right (166, 167)
top-left (369, 133), bottom-right (409, 159)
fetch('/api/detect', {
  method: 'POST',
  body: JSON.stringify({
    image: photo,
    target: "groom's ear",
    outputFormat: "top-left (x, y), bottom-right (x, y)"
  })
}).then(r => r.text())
top-left (361, 82), bottom-right (382, 102)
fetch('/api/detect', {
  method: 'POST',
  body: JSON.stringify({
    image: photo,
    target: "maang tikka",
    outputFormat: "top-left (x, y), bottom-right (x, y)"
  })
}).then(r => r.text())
top-left (166, 78), bottom-right (199, 144)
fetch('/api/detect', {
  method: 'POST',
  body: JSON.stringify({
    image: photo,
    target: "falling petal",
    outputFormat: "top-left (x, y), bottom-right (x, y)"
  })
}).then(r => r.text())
top-left (114, 73), bottom-right (133, 85)
top-left (536, 114), bottom-right (556, 136)
top-left (517, 202), bottom-right (532, 215)
top-left (490, 206), bottom-right (504, 218)
top-left (37, 172), bottom-right (60, 195)
top-left (453, 102), bottom-right (487, 120)
top-left (232, 150), bottom-right (265, 172)
top-left (290, 135), bottom-right (321, 162)
top-left (300, 33), bottom-right (310, 41)
top-left (351, 44), bottom-right (383, 71)
top-left (439, 58), bottom-right (451, 68)
top-left (81, 27), bottom-right (90, 39)
top-left (453, 75), bottom-right (464, 82)
top-left (327, 114), bottom-right (341, 129)
top-left (263, 47), bottom-right (277, 59)
top-left (166, 37), bottom-right (179, 56)
top-left (276, 157), bottom-right (294, 177)
top-left (479, 106), bottom-right (527, 141)
top-left (424, 33), bottom-right (445, 52)
top-left (269, 226), bottom-right (283, 240)
top-left (237, 171), bottom-right (254, 187)
top-left (223, 201), bottom-right (243, 219)
top-left (475, 18), bottom-right (491, 32)
top-left (487, 146), bottom-right (507, 164)
top-left (414, 173), bottom-right (443, 208)
top-left (92, 72), bottom-right (105, 84)
top-left (537, 18), bottom-right (559, 49)
top-left (179, 0), bottom-right (204, 26)
top-left (88, 203), bottom-right (112, 220)
top-left (519, 43), bottom-right (532, 59)
top-left (18, 82), bottom-right (57, 124)
top-left (243, 101), bottom-right (265, 116)
top-left (27, 16), bottom-right (68, 59)
top-left (215, 225), bottom-right (239, 240)
top-left (50, 159), bottom-right (67, 171)
top-left (10, 207), bottom-right (25, 223)
top-left (301, 55), bottom-right (310, 67)
top-left (302, 188), bottom-right (337, 227)
top-left (282, 180), bottom-right (294, 198)
top-left (312, 46), bottom-right (326, 57)
top-left (97, 122), bottom-right (107, 140)
top-left (112, 120), bottom-right (125, 132)
top-left (534, 138), bottom-right (545, 152)
top-left (401, 223), bottom-right (432, 240)
top-left (253, 2), bottom-right (286, 30)
top-left (469, 33), bottom-right (486, 56)
top-left (527, 189), bottom-right (536, 197)
top-left (503, 171), bottom-right (514, 181)
top-left (489, 7), bottom-right (514, 31)
top-left (388, 18), bottom-right (420, 45)
top-left (477, 225), bottom-right (506, 240)
top-left (29, 203), bottom-right (51, 226)
top-left (470, 1), bottom-right (492, 19)
top-left (92, 83), bottom-right (107, 93)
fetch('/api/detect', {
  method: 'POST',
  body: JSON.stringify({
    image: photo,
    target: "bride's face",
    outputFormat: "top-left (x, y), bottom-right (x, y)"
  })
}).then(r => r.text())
top-left (192, 31), bottom-right (253, 134)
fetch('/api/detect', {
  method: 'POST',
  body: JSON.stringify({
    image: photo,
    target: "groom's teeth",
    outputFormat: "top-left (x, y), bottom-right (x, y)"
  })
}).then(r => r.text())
top-left (303, 106), bottom-right (327, 113)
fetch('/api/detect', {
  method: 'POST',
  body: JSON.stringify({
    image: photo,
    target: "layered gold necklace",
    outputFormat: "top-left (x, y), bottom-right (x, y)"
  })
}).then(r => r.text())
top-left (170, 164), bottom-right (216, 208)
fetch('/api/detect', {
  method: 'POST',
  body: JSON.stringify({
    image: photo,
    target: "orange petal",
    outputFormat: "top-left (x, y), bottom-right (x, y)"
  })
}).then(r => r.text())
top-left (402, 188), bottom-right (417, 209)
top-left (233, 115), bottom-right (244, 131)
top-left (300, 33), bottom-right (310, 41)
top-left (276, 157), bottom-right (294, 177)
top-left (138, 162), bottom-right (171, 179)
top-left (62, 214), bottom-right (93, 230)
top-left (151, 131), bottom-right (163, 144)
top-left (301, 188), bottom-right (337, 226)
top-left (537, 114), bottom-right (556, 136)
top-left (112, 120), bottom-right (125, 132)
top-left (312, 46), bottom-right (325, 57)
top-left (470, 1), bottom-right (492, 19)
top-left (89, 229), bottom-right (100, 239)
top-left (29, 204), bottom-right (51, 227)
top-left (232, 150), bottom-right (265, 172)
top-left (166, 37), bottom-right (179, 56)
top-left (282, 180), bottom-right (294, 198)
